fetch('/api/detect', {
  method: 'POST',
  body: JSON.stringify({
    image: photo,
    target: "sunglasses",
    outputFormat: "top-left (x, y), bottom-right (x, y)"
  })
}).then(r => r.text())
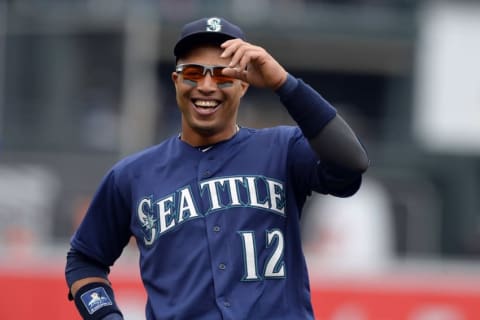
top-left (175, 64), bottom-right (235, 88)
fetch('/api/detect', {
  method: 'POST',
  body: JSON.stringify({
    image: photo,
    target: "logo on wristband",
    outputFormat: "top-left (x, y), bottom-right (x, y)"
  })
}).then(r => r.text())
top-left (80, 287), bottom-right (113, 314)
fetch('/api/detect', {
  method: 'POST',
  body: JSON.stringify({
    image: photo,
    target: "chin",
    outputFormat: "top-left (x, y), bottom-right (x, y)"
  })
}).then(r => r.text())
top-left (193, 123), bottom-right (218, 136)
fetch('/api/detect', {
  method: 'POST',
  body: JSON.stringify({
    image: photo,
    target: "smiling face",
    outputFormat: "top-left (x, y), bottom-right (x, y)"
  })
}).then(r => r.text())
top-left (172, 44), bottom-right (249, 147)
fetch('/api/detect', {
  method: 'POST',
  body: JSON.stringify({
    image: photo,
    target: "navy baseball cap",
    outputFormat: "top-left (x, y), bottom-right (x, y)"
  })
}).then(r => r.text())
top-left (174, 17), bottom-right (245, 58)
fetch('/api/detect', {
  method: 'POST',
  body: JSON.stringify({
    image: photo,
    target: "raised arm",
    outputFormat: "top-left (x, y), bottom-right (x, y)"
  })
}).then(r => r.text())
top-left (220, 39), bottom-right (369, 194)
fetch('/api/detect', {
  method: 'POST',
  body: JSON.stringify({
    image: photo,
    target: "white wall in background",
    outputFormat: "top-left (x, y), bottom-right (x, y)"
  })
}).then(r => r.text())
top-left (414, 1), bottom-right (480, 154)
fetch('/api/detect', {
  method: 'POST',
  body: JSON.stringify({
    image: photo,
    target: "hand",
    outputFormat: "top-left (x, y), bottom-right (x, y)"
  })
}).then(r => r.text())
top-left (220, 39), bottom-right (288, 90)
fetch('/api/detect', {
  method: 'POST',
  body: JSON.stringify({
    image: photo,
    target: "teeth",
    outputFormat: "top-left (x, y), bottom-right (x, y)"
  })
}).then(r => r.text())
top-left (194, 100), bottom-right (218, 108)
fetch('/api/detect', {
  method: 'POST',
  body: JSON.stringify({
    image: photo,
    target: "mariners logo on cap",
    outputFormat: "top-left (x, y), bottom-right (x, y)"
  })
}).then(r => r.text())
top-left (206, 17), bottom-right (222, 32)
top-left (80, 287), bottom-right (113, 315)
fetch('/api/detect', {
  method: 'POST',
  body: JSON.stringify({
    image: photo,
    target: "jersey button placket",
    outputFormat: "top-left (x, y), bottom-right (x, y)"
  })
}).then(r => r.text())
top-left (202, 170), bottom-right (212, 178)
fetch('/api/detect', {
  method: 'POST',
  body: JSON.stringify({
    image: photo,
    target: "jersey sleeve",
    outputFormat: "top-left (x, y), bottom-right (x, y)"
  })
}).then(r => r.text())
top-left (70, 168), bottom-right (132, 267)
top-left (287, 127), bottom-right (326, 199)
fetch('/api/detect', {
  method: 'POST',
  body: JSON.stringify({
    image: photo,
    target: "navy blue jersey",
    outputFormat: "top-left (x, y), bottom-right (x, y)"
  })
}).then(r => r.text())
top-left (71, 125), bottom-right (350, 319)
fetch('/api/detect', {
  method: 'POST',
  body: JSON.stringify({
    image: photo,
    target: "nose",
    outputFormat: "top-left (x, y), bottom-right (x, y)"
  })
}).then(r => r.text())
top-left (196, 73), bottom-right (217, 92)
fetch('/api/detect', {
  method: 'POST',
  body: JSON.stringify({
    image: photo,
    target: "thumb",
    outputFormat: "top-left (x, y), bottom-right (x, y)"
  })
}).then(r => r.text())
top-left (222, 67), bottom-right (248, 81)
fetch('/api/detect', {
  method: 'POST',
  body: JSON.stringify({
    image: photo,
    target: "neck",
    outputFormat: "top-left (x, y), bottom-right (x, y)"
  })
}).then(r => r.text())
top-left (180, 124), bottom-right (240, 147)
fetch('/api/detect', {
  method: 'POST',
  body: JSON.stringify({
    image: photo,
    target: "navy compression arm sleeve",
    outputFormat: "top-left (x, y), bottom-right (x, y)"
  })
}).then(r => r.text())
top-left (65, 247), bottom-right (110, 299)
top-left (276, 74), bottom-right (336, 139)
top-left (277, 74), bottom-right (369, 174)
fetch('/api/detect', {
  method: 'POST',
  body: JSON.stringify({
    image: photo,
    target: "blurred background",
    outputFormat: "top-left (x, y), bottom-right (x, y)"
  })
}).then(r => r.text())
top-left (0, 0), bottom-right (479, 319)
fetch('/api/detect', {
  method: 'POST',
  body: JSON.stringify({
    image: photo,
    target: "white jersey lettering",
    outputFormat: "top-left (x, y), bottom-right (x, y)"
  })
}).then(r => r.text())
top-left (137, 175), bottom-right (286, 244)
top-left (177, 186), bottom-right (200, 223)
top-left (156, 195), bottom-right (176, 234)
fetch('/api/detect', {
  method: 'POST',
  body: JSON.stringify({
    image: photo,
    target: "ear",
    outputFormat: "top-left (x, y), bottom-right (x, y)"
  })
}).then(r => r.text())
top-left (171, 71), bottom-right (179, 83)
top-left (239, 80), bottom-right (249, 98)
top-left (171, 72), bottom-right (181, 91)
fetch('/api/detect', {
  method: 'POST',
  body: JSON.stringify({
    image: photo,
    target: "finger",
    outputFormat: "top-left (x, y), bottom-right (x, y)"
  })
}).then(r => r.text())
top-left (221, 67), bottom-right (246, 81)
top-left (220, 39), bottom-right (245, 59)
top-left (222, 67), bottom-right (242, 79)
top-left (221, 40), bottom-right (261, 69)
top-left (220, 38), bottom-right (239, 49)
top-left (237, 49), bottom-right (264, 71)
top-left (229, 43), bottom-right (265, 69)
top-left (228, 44), bottom-right (250, 68)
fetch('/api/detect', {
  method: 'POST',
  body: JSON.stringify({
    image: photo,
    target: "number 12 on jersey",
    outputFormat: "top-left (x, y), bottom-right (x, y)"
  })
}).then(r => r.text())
top-left (238, 230), bottom-right (286, 281)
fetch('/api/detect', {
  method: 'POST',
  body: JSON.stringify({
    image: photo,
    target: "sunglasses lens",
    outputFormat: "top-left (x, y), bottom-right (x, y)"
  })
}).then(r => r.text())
top-left (181, 65), bottom-right (205, 81)
top-left (179, 64), bottom-right (234, 84)
top-left (211, 67), bottom-right (234, 83)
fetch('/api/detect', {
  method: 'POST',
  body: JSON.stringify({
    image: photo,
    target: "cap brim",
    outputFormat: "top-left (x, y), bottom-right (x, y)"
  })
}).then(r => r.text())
top-left (174, 32), bottom-right (235, 58)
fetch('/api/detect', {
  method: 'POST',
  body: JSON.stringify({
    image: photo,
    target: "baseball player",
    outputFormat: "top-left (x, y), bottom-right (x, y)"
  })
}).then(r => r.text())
top-left (65, 17), bottom-right (369, 319)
